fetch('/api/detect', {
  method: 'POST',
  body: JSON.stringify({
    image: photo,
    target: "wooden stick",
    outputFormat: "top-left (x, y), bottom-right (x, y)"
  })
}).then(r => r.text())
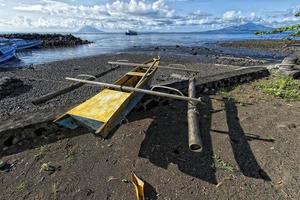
top-left (108, 61), bottom-right (202, 73)
top-left (65, 77), bottom-right (204, 104)
top-left (32, 66), bottom-right (119, 105)
top-left (187, 78), bottom-right (202, 152)
top-left (136, 58), bottom-right (159, 87)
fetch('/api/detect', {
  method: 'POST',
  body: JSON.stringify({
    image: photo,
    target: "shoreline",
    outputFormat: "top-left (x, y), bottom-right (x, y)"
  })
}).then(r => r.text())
top-left (0, 38), bottom-right (295, 122)
top-left (1, 39), bottom-right (292, 120)
top-left (1, 38), bottom-right (292, 69)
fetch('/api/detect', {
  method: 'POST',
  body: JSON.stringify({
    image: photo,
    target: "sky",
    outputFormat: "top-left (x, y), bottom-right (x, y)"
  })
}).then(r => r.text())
top-left (0, 0), bottom-right (300, 32)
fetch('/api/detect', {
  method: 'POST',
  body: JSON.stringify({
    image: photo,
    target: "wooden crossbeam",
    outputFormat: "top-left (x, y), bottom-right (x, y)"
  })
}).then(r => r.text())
top-left (108, 61), bottom-right (203, 73)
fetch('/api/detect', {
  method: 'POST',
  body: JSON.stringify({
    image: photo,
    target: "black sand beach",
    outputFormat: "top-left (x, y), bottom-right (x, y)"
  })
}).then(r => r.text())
top-left (1, 40), bottom-right (300, 200)
top-left (0, 43), bottom-right (275, 120)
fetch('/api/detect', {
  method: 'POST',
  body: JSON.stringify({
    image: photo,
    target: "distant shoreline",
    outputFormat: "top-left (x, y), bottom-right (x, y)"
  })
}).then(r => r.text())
top-left (0, 33), bottom-right (92, 48)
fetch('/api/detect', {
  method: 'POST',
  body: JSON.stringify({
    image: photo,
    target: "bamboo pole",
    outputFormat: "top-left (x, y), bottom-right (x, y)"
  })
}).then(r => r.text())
top-left (65, 77), bottom-right (204, 104)
top-left (108, 61), bottom-right (202, 73)
top-left (32, 66), bottom-right (120, 105)
top-left (187, 78), bottom-right (202, 152)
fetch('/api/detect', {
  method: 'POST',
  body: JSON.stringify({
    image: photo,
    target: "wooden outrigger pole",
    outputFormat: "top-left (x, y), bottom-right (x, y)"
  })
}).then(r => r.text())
top-left (108, 61), bottom-right (203, 73)
top-left (187, 78), bottom-right (202, 152)
top-left (65, 77), bottom-right (203, 104)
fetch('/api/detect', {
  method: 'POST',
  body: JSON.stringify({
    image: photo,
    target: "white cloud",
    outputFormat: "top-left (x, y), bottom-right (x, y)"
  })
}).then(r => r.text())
top-left (0, 0), bottom-right (299, 31)
top-left (9, 0), bottom-right (178, 30)
top-left (223, 10), bottom-right (241, 21)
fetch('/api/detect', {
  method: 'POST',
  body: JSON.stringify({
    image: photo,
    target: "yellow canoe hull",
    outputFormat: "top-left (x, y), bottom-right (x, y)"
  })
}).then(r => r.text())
top-left (55, 57), bottom-right (160, 138)
top-left (67, 89), bottom-right (131, 123)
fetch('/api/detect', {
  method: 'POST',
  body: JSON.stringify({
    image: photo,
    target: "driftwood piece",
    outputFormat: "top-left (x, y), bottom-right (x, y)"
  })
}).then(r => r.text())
top-left (187, 78), bottom-right (202, 152)
top-left (32, 66), bottom-right (120, 105)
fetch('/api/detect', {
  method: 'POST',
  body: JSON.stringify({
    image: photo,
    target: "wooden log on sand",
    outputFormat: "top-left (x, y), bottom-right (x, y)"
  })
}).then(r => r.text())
top-left (32, 66), bottom-right (120, 105)
top-left (187, 78), bottom-right (202, 152)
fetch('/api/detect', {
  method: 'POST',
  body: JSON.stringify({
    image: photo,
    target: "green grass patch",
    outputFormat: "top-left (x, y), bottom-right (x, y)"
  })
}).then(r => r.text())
top-left (213, 155), bottom-right (238, 172)
top-left (51, 182), bottom-right (58, 200)
top-left (255, 75), bottom-right (300, 101)
top-left (16, 181), bottom-right (26, 192)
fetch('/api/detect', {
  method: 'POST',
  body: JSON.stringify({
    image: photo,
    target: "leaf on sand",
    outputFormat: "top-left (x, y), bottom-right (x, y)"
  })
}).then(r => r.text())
top-left (107, 176), bottom-right (118, 182)
top-left (131, 172), bottom-right (145, 200)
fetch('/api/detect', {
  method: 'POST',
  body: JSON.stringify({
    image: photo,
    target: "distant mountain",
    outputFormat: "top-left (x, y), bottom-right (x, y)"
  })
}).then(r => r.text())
top-left (77, 26), bottom-right (103, 33)
top-left (202, 23), bottom-right (272, 34)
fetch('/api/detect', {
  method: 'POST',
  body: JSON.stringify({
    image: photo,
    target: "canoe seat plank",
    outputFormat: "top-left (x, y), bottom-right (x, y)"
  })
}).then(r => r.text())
top-left (126, 72), bottom-right (146, 77)
top-left (67, 89), bottom-right (130, 123)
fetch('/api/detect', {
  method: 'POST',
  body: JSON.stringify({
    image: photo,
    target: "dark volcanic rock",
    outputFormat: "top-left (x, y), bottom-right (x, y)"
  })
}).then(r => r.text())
top-left (0, 33), bottom-right (92, 48)
top-left (0, 77), bottom-right (24, 99)
top-left (281, 56), bottom-right (298, 65)
top-left (191, 50), bottom-right (198, 55)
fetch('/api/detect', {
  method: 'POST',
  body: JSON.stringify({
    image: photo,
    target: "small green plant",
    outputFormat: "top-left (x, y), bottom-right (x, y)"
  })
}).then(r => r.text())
top-left (34, 145), bottom-right (47, 160)
top-left (213, 155), bottom-right (237, 172)
top-left (16, 181), bottom-right (26, 192)
top-left (255, 75), bottom-right (300, 100)
top-left (51, 182), bottom-right (58, 199)
top-left (40, 162), bottom-right (56, 173)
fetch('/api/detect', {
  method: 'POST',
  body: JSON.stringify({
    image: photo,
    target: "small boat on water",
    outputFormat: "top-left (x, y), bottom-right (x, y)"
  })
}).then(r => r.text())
top-left (125, 29), bottom-right (138, 35)
top-left (10, 39), bottom-right (42, 50)
top-left (55, 58), bottom-right (160, 137)
top-left (0, 42), bottom-right (17, 63)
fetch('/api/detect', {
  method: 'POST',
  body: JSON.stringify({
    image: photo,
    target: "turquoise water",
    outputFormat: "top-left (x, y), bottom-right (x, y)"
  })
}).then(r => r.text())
top-left (0, 32), bottom-right (290, 67)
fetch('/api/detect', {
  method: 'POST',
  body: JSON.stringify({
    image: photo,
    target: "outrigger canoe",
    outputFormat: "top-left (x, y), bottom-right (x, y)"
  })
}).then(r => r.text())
top-left (0, 42), bottom-right (17, 64)
top-left (10, 39), bottom-right (42, 50)
top-left (55, 57), bottom-right (160, 138)
top-left (0, 38), bottom-right (41, 50)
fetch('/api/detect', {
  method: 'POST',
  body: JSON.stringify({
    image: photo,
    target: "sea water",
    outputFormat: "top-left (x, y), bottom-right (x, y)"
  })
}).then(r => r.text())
top-left (0, 32), bottom-right (291, 67)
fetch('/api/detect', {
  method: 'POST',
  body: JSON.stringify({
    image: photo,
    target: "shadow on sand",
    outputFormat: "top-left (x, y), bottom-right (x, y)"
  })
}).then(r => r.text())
top-left (136, 96), bottom-right (271, 184)
top-left (0, 95), bottom-right (272, 183)
top-left (136, 98), bottom-right (218, 185)
top-left (0, 84), bottom-right (32, 100)
top-left (144, 180), bottom-right (158, 200)
top-left (223, 97), bottom-right (271, 181)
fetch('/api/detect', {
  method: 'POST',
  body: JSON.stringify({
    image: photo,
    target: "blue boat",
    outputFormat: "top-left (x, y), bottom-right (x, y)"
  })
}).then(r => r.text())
top-left (0, 42), bottom-right (17, 63)
top-left (10, 39), bottom-right (42, 50)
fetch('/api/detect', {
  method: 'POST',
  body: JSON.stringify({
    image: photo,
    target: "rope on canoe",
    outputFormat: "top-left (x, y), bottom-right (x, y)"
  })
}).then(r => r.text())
top-left (150, 85), bottom-right (185, 96)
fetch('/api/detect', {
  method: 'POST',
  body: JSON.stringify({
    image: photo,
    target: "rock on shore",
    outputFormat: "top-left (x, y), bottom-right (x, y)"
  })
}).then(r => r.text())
top-left (0, 33), bottom-right (92, 48)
